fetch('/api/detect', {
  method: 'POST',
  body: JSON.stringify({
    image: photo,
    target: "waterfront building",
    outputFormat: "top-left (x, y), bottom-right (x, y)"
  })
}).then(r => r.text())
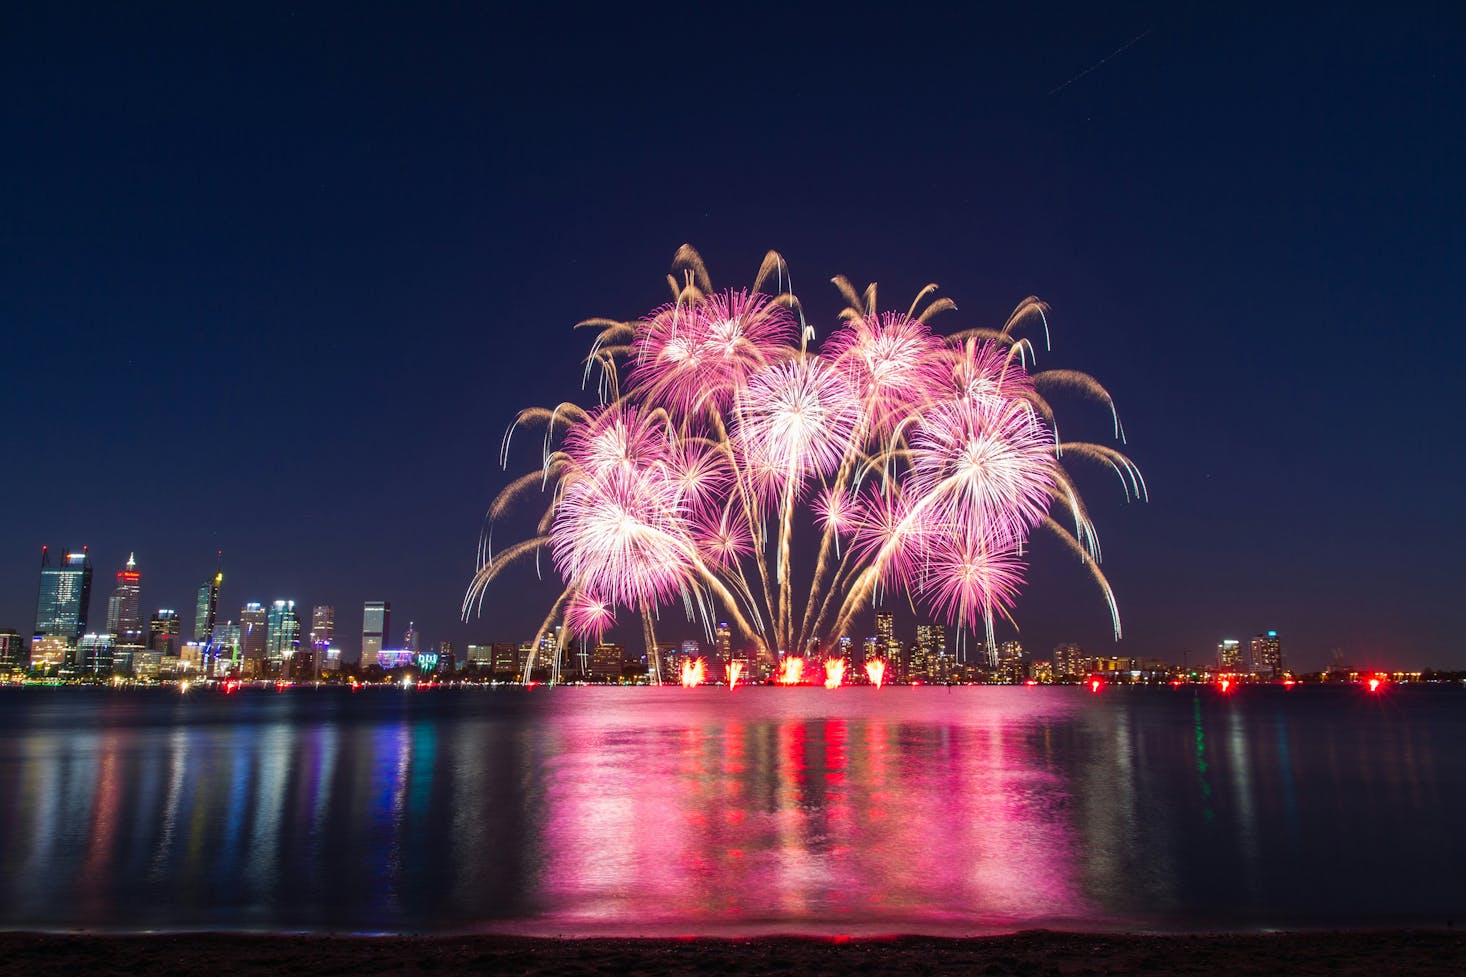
top-left (105, 553), bottom-right (143, 642)
top-left (320, 647), bottom-right (342, 672)
top-left (265, 600), bottom-right (299, 671)
top-left (1251, 630), bottom-right (1283, 677)
top-left (437, 641), bottom-right (455, 672)
top-left (492, 642), bottom-right (519, 678)
top-left (1217, 639), bottom-right (1243, 671)
top-left (361, 601), bottom-right (390, 667)
top-left (589, 642), bottom-right (624, 681)
top-left (148, 610), bottom-right (181, 657)
top-left (239, 602), bottom-right (267, 670)
top-left (403, 620), bottom-right (419, 653)
top-left (0, 630), bottom-right (25, 671)
top-left (30, 635), bottom-right (69, 670)
top-left (376, 648), bottom-right (415, 670)
top-left (913, 624), bottom-right (948, 682)
top-left (1052, 643), bottom-right (1084, 680)
top-left (310, 605), bottom-right (335, 654)
top-left (193, 563), bottom-right (222, 643)
top-left (34, 547), bottom-right (92, 647)
top-left (996, 640), bottom-right (1025, 684)
top-left (211, 621), bottom-right (242, 674)
top-left (112, 643), bottom-right (144, 675)
top-left (77, 633), bottom-right (115, 674)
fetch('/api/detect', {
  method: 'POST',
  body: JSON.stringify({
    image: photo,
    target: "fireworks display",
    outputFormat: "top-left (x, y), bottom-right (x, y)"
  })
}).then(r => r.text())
top-left (465, 246), bottom-right (1143, 680)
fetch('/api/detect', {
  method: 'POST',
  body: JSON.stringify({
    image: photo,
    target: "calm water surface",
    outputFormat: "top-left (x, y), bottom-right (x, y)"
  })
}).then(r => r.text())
top-left (0, 684), bottom-right (1461, 934)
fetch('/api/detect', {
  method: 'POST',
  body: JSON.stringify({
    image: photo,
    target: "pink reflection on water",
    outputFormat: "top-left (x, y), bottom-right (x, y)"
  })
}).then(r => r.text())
top-left (534, 688), bottom-right (1090, 935)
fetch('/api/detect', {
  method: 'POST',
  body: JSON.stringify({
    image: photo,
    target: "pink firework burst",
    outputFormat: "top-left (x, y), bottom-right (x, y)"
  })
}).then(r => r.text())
top-left (736, 357), bottom-right (863, 505)
top-left (918, 530), bottom-right (1026, 634)
top-left (907, 394), bottom-right (1055, 544)
top-left (566, 591), bottom-right (617, 641)
top-left (823, 311), bottom-right (946, 433)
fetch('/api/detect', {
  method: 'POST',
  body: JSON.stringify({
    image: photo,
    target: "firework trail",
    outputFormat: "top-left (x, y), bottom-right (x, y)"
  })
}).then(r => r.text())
top-left (465, 246), bottom-right (1142, 679)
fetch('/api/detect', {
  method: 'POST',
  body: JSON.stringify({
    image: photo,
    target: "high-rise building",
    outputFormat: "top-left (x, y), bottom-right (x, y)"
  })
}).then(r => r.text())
top-left (403, 620), bottom-right (419, 653)
top-left (212, 621), bottom-right (242, 673)
top-left (492, 642), bottom-right (519, 678)
top-left (996, 640), bottom-right (1024, 684)
top-left (0, 630), bottom-right (25, 670)
top-left (913, 625), bottom-right (948, 682)
top-left (361, 601), bottom-right (390, 667)
top-left (34, 547), bottom-right (93, 646)
top-left (105, 553), bottom-right (142, 642)
top-left (1217, 639), bottom-right (1242, 671)
top-left (310, 605), bottom-right (335, 653)
top-left (240, 602), bottom-right (267, 665)
top-left (1052, 643), bottom-right (1084, 680)
top-left (265, 600), bottom-right (299, 669)
top-left (437, 640), bottom-right (455, 671)
top-left (77, 633), bottom-right (115, 674)
top-left (1251, 630), bottom-right (1283, 677)
top-left (874, 611), bottom-right (897, 658)
top-left (148, 609), bottom-right (181, 656)
top-left (589, 642), bottom-right (624, 681)
top-left (193, 563), bottom-right (223, 643)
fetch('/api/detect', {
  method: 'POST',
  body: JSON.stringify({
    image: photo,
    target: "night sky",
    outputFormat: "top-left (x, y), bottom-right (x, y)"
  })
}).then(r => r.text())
top-left (3, 3), bottom-right (1462, 670)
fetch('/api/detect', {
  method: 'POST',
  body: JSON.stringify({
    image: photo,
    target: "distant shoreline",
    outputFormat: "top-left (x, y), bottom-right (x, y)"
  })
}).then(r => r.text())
top-left (1, 930), bottom-right (1462, 977)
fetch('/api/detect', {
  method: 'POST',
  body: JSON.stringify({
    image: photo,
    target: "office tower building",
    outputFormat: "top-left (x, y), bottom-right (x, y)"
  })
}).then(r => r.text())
top-left (212, 621), bottom-right (242, 673)
top-left (105, 553), bottom-right (142, 642)
top-left (913, 625), bottom-right (948, 682)
top-left (589, 642), bottom-right (624, 681)
top-left (1052, 643), bottom-right (1084, 680)
top-left (77, 633), bottom-right (115, 674)
top-left (310, 605), bottom-right (335, 653)
top-left (1251, 630), bottom-right (1283, 677)
top-left (1217, 639), bottom-right (1242, 671)
top-left (996, 640), bottom-right (1024, 684)
top-left (361, 601), bottom-right (390, 667)
top-left (193, 559), bottom-right (222, 643)
top-left (265, 600), bottom-right (299, 669)
top-left (437, 640), bottom-right (455, 671)
top-left (403, 620), bottom-right (419, 653)
top-left (715, 621), bottom-right (732, 664)
top-left (240, 602), bottom-right (267, 665)
top-left (34, 547), bottom-right (93, 646)
top-left (148, 610), bottom-right (181, 656)
top-left (492, 642), bottom-right (519, 678)
top-left (0, 630), bottom-right (25, 670)
top-left (875, 611), bottom-right (897, 659)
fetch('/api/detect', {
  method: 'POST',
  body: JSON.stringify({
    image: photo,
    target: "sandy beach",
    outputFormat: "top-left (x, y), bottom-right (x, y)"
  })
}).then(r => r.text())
top-left (1, 930), bottom-right (1462, 977)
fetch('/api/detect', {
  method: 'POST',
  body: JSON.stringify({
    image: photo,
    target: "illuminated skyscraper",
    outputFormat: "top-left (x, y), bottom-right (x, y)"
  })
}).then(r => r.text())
top-left (310, 605), bottom-right (335, 653)
top-left (193, 560), bottom-right (223, 643)
top-left (265, 600), bottom-right (299, 670)
top-left (1052, 643), bottom-right (1084, 680)
top-left (361, 601), bottom-right (390, 667)
top-left (1251, 630), bottom-right (1283, 677)
top-left (403, 620), bottom-right (419, 653)
top-left (34, 547), bottom-right (93, 646)
top-left (148, 609), bottom-right (181, 656)
top-left (105, 553), bottom-right (142, 642)
top-left (996, 640), bottom-right (1024, 684)
top-left (77, 633), bottom-right (115, 674)
top-left (1217, 639), bottom-right (1242, 671)
top-left (0, 630), bottom-right (25, 670)
top-left (914, 625), bottom-right (948, 682)
top-left (240, 602), bottom-right (267, 666)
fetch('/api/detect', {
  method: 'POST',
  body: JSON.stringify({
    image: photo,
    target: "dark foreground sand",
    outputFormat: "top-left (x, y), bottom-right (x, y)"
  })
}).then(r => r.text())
top-left (0, 931), bottom-right (1462, 977)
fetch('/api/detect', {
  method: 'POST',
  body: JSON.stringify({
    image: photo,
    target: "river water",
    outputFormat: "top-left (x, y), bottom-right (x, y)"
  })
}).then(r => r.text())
top-left (0, 684), bottom-right (1461, 934)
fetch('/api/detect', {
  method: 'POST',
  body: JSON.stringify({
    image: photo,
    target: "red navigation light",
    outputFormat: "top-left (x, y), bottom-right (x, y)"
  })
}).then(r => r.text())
top-left (1089, 677), bottom-right (1103, 693)
top-left (1218, 678), bottom-right (1232, 694)
top-left (1024, 679), bottom-right (1038, 687)
top-left (1282, 678), bottom-right (1296, 690)
top-left (1170, 679), bottom-right (1182, 688)
top-left (1367, 677), bottom-right (1383, 693)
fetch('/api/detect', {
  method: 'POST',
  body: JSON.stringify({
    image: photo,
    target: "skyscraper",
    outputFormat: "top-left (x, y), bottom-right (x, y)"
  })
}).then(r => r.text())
top-left (361, 601), bottom-right (390, 667)
top-left (148, 609), bottom-right (181, 656)
top-left (193, 562), bottom-right (223, 643)
top-left (105, 553), bottom-right (142, 642)
top-left (0, 630), bottom-right (28, 670)
top-left (875, 611), bottom-right (899, 678)
top-left (265, 600), bottom-right (299, 670)
top-left (240, 602), bottom-right (267, 667)
top-left (34, 547), bottom-right (93, 646)
top-left (1217, 639), bottom-right (1242, 671)
top-left (403, 620), bottom-right (419, 653)
top-left (310, 605), bottom-right (335, 654)
top-left (1251, 630), bottom-right (1283, 677)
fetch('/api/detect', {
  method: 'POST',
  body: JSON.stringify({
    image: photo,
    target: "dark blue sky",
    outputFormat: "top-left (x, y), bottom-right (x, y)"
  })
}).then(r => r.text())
top-left (2, 3), bottom-right (1462, 669)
